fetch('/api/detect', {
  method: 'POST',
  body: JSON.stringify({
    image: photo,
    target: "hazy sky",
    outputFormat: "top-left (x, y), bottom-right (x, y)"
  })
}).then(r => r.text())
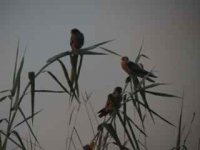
top-left (0, 0), bottom-right (200, 150)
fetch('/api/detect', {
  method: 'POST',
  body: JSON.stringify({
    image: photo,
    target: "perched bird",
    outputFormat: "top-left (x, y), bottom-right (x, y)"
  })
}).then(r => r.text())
top-left (98, 87), bottom-right (122, 118)
top-left (70, 28), bottom-right (84, 83)
top-left (121, 56), bottom-right (156, 82)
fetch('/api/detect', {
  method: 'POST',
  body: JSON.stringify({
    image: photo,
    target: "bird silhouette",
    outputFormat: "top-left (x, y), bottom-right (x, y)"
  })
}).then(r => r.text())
top-left (70, 28), bottom-right (84, 84)
top-left (121, 56), bottom-right (156, 82)
top-left (98, 87), bottom-right (122, 118)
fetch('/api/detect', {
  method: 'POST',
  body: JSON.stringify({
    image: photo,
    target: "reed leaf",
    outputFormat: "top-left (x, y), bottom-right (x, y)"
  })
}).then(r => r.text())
top-left (0, 90), bottom-right (10, 94)
top-left (0, 133), bottom-right (2, 149)
top-left (11, 130), bottom-right (26, 150)
top-left (99, 47), bottom-right (121, 57)
top-left (0, 96), bottom-right (7, 103)
top-left (145, 91), bottom-right (180, 98)
top-left (134, 83), bottom-right (167, 94)
top-left (0, 118), bottom-right (8, 124)
top-left (46, 51), bottom-right (72, 63)
top-left (68, 106), bottom-right (75, 125)
top-left (102, 123), bottom-right (122, 148)
top-left (56, 60), bottom-right (72, 92)
top-left (43, 71), bottom-right (69, 94)
top-left (127, 119), bottom-right (140, 150)
top-left (57, 59), bottom-right (79, 102)
top-left (28, 72), bottom-right (35, 123)
top-left (18, 107), bottom-right (39, 145)
top-left (135, 39), bottom-right (144, 63)
top-left (176, 99), bottom-right (183, 150)
top-left (128, 97), bottom-right (175, 127)
top-left (74, 127), bottom-right (84, 148)
top-left (34, 90), bottom-right (65, 93)
top-left (14, 110), bottom-right (42, 129)
top-left (183, 112), bottom-right (195, 144)
top-left (116, 112), bottom-right (136, 150)
top-left (122, 113), bottom-right (147, 136)
top-left (82, 39), bottom-right (114, 51)
top-left (13, 40), bottom-right (20, 88)
top-left (47, 40), bottom-right (113, 63)
top-left (12, 70), bottom-right (21, 111)
top-left (79, 51), bottom-right (107, 55)
top-left (0, 130), bottom-right (23, 149)
top-left (12, 53), bottom-right (24, 96)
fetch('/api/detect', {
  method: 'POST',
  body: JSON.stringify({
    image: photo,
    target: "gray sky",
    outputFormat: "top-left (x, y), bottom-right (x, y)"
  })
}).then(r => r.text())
top-left (0, 0), bottom-right (200, 149)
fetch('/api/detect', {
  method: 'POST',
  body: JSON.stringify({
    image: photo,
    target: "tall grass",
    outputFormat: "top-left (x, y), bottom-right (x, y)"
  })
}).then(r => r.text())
top-left (0, 38), bottom-right (198, 150)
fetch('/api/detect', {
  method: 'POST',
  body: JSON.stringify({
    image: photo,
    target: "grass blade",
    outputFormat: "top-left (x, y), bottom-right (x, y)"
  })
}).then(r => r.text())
top-left (135, 39), bottom-right (144, 63)
top-left (139, 89), bottom-right (155, 124)
top-left (0, 130), bottom-right (24, 149)
top-left (176, 99), bottom-right (183, 150)
top-left (82, 94), bottom-right (95, 136)
top-left (74, 55), bottom-right (83, 97)
top-left (56, 59), bottom-right (72, 91)
top-left (56, 59), bottom-right (79, 102)
top-left (79, 51), bottom-right (107, 55)
top-left (0, 96), bottom-right (8, 103)
top-left (145, 91), bottom-right (180, 98)
top-left (0, 90), bottom-right (10, 94)
top-left (47, 40), bottom-right (113, 63)
top-left (82, 39), bottom-right (115, 51)
top-left (127, 119), bottom-right (140, 150)
top-left (100, 47), bottom-right (121, 57)
top-left (0, 133), bottom-right (2, 148)
top-left (12, 70), bottom-right (21, 110)
top-left (46, 51), bottom-right (72, 63)
top-left (14, 110), bottom-right (42, 129)
top-left (74, 127), bottom-right (84, 148)
top-left (18, 107), bottom-right (39, 145)
top-left (139, 98), bottom-right (175, 126)
top-left (102, 123), bottom-right (122, 148)
top-left (13, 40), bottom-right (20, 87)
top-left (134, 83), bottom-right (167, 94)
top-left (12, 54), bottom-right (24, 96)
top-left (0, 118), bottom-right (9, 124)
top-left (11, 130), bottom-right (26, 150)
top-left (123, 113), bottom-right (147, 136)
top-left (68, 107), bottom-right (75, 126)
top-left (34, 90), bottom-right (65, 93)
top-left (43, 71), bottom-right (70, 94)
top-left (28, 72), bottom-right (35, 123)
top-left (116, 112), bottom-right (136, 150)
top-left (183, 112), bottom-right (195, 144)
top-left (127, 97), bottom-right (175, 127)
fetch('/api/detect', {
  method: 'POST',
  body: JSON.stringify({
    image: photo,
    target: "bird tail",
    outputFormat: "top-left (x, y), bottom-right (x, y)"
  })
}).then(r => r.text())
top-left (98, 108), bottom-right (109, 118)
top-left (70, 55), bottom-right (78, 84)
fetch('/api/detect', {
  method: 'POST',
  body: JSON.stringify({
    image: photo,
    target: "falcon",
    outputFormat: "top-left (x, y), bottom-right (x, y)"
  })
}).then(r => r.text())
top-left (70, 28), bottom-right (84, 83)
top-left (121, 56), bottom-right (156, 82)
top-left (98, 87), bottom-right (122, 118)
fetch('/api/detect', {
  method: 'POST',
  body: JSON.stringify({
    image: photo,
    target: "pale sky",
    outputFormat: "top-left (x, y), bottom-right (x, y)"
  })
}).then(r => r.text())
top-left (0, 0), bottom-right (200, 150)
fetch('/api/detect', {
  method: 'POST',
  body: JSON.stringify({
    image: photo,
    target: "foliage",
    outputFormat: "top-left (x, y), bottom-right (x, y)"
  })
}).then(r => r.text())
top-left (0, 36), bottom-right (198, 150)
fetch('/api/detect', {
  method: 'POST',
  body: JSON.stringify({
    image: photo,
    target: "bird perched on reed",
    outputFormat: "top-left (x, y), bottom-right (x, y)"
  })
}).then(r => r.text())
top-left (121, 56), bottom-right (156, 82)
top-left (70, 28), bottom-right (84, 84)
top-left (98, 87), bottom-right (122, 118)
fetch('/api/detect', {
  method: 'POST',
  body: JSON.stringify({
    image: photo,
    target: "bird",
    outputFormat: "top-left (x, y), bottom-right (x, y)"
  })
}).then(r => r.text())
top-left (121, 56), bottom-right (157, 82)
top-left (98, 87), bottom-right (122, 118)
top-left (70, 28), bottom-right (84, 84)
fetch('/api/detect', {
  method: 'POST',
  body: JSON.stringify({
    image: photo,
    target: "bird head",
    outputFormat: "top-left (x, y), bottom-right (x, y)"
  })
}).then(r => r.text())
top-left (121, 56), bottom-right (129, 62)
top-left (114, 87), bottom-right (122, 94)
top-left (71, 28), bottom-right (81, 34)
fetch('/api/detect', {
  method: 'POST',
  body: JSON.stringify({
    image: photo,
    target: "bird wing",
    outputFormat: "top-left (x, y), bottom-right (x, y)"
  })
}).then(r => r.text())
top-left (105, 94), bottom-right (115, 111)
top-left (128, 61), bottom-right (156, 78)
top-left (127, 61), bottom-right (144, 74)
top-left (77, 32), bottom-right (84, 48)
